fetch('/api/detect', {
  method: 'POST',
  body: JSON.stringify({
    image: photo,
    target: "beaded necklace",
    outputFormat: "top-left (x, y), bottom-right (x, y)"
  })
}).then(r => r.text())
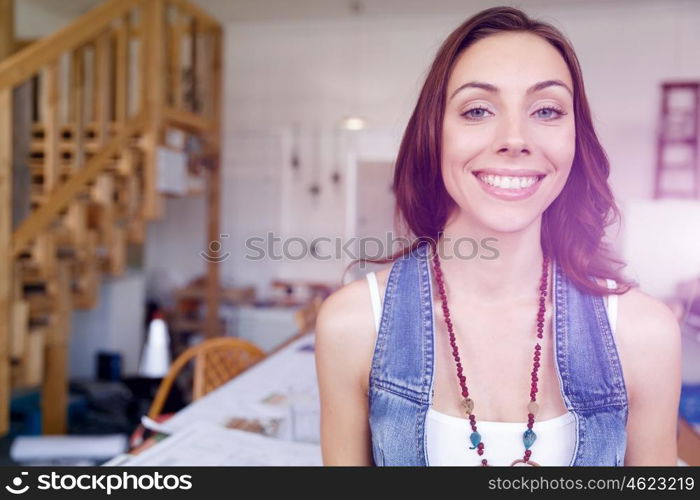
top-left (430, 249), bottom-right (550, 466)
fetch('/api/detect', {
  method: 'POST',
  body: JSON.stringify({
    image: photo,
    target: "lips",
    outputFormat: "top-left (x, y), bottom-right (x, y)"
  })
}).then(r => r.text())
top-left (472, 168), bottom-right (547, 177)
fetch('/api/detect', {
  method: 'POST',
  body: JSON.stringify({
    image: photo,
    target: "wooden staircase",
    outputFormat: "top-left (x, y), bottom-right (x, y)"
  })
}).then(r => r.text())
top-left (0, 0), bottom-right (223, 435)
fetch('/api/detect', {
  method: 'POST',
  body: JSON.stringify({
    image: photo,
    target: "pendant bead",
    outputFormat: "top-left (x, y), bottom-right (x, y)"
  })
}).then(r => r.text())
top-left (469, 431), bottom-right (481, 449)
top-left (462, 398), bottom-right (474, 414)
top-left (528, 401), bottom-right (539, 415)
top-left (523, 429), bottom-right (537, 449)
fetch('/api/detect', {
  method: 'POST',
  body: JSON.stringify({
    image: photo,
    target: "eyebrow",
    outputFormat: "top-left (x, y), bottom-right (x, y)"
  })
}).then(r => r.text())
top-left (449, 79), bottom-right (573, 101)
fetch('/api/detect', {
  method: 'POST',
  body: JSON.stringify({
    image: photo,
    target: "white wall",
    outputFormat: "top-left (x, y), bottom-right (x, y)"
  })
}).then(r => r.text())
top-left (70, 271), bottom-right (146, 379)
top-left (143, 0), bottom-right (700, 299)
top-left (15, 1), bottom-right (75, 39)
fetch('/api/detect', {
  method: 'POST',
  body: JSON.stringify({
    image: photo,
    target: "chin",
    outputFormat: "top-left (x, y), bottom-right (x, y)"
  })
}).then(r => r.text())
top-left (473, 209), bottom-right (539, 235)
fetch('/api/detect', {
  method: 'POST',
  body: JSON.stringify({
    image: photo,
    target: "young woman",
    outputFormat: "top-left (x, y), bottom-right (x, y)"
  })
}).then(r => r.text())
top-left (315, 6), bottom-right (681, 466)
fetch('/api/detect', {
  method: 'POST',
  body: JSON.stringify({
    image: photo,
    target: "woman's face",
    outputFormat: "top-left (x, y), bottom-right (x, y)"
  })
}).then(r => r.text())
top-left (441, 32), bottom-right (576, 234)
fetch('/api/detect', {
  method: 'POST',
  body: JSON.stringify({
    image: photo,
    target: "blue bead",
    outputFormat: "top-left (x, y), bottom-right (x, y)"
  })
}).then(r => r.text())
top-left (469, 431), bottom-right (481, 449)
top-left (523, 429), bottom-right (537, 449)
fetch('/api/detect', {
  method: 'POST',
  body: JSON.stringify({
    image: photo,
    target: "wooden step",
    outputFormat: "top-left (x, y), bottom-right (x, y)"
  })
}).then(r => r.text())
top-left (10, 324), bottom-right (47, 390)
top-left (25, 290), bottom-right (53, 322)
top-left (29, 140), bottom-right (103, 155)
top-left (72, 231), bottom-right (101, 309)
top-left (9, 300), bottom-right (30, 361)
top-left (31, 121), bottom-right (118, 140)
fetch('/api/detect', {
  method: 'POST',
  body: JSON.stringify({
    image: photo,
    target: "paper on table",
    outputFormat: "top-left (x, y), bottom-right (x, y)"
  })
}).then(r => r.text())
top-left (11, 434), bottom-right (128, 461)
top-left (159, 333), bottom-right (319, 435)
top-left (122, 420), bottom-right (322, 466)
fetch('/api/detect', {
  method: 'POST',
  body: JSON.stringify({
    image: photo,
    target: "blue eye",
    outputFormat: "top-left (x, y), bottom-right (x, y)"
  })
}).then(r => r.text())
top-left (461, 106), bottom-right (492, 120)
top-left (534, 106), bottom-right (565, 120)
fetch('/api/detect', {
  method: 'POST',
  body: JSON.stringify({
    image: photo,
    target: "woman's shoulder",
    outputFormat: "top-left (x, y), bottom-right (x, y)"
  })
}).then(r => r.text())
top-left (316, 266), bottom-right (392, 331)
top-left (605, 282), bottom-right (679, 331)
top-left (607, 283), bottom-right (681, 400)
top-left (592, 275), bottom-right (679, 341)
top-left (314, 266), bottom-right (393, 393)
top-left (616, 285), bottom-right (680, 340)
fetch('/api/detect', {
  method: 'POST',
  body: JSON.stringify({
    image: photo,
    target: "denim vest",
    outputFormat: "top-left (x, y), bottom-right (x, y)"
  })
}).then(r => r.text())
top-left (368, 242), bottom-right (628, 466)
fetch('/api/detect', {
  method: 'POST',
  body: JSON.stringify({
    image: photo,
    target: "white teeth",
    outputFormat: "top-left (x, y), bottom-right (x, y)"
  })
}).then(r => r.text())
top-left (477, 173), bottom-right (540, 189)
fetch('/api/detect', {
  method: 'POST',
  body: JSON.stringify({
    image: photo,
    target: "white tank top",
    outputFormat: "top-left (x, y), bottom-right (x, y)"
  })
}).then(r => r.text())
top-left (365, 270), bottom-right (619, 466)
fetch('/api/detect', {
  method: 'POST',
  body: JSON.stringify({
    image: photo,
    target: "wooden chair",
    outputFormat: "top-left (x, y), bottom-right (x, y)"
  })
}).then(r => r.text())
top-left (678, 416), bottom-right (700, 466)
top-left (147, 337), bottom-right (266, 419)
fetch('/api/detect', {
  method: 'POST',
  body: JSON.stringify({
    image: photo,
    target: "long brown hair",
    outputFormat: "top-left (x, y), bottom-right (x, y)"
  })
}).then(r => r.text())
top-left (348, 6), bottom-right (635, 296)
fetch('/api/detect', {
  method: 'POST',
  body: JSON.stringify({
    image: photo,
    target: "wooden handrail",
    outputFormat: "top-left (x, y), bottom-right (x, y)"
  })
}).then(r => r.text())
top-left (0, 0), bottom-right (144, 91)
top-left (11, 112), bottom-right (148, 258)
top-left (164, 107), bottom-right (215, 133)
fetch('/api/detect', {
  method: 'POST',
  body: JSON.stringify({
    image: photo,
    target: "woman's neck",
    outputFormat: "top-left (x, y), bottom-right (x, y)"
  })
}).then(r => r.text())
top-left (436, 214), bottom-right (547, 305)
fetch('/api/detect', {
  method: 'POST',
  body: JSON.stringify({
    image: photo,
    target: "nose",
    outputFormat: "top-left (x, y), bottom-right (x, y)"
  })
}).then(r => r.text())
top-left (494, 115), bottom-right (530, 157)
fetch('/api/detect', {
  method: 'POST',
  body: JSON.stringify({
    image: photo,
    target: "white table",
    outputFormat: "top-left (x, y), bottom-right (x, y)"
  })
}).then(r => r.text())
top-left (106, 333), bottom-right (322, 466)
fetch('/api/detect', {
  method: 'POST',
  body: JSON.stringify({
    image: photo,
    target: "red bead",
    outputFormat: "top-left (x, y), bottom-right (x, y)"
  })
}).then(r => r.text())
top-left (477, 449), bottom-right (484, 455)
top-left (481, 459), bottom-right (488, 465)
top-left (535, 345), bottom-right (541, 351)
top-left (477, 443), bottom-right (484, 449)
top-left (534, 362), bottom-right (540, 368)
top-left (525, 450), bottom-right (532, 456)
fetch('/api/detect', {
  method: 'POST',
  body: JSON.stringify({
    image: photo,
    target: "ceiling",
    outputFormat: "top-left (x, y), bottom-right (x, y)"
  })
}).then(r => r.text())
top-left (25, 0), bottom-right (667, 23)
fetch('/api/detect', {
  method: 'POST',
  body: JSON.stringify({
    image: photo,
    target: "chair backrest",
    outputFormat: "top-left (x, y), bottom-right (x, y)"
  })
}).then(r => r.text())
top-left (147, 337), bottom-right (265, 418)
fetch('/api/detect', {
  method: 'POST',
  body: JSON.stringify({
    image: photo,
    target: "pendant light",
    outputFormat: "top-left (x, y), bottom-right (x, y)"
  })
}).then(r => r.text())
top-left (340, 0), bottom-right (367, 131)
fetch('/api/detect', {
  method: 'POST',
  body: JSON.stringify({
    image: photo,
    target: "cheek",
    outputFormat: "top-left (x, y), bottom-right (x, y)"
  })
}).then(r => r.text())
top-left (441, 121), bottom-right (487, 172)
top-left (538, 127), bottom-right (575, 206)
top-left (537, 125), bottom-right (576, 176)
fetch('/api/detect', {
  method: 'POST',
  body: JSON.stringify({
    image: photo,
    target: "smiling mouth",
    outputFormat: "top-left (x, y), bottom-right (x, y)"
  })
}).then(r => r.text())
top-left (472, 171), bottom-right (546, 190)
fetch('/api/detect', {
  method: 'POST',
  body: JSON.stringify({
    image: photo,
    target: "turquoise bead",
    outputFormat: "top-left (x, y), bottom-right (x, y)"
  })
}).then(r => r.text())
top-left (469, 431), bottom-right (481, 449)
top-left (523, 429), bottom-right (537, 449)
